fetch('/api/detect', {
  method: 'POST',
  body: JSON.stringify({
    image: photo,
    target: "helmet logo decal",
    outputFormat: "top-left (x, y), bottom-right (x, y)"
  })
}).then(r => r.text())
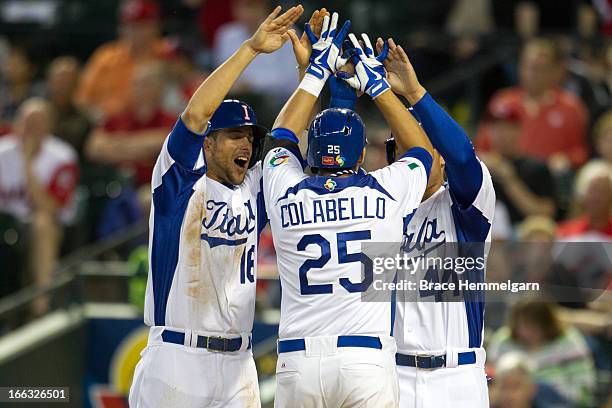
top-left (322, 156), bottom-right (334, 166)
top-left (335, 155), bottom-right (345, 166)
top-left (324, 178), bottom-right (337, 191)
top-left (242, 105), bottom-right (251, 121)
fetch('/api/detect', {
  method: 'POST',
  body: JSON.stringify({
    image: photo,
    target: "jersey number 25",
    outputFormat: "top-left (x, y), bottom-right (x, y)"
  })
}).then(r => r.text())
top-left (297, 230), bottom-right (373, 295)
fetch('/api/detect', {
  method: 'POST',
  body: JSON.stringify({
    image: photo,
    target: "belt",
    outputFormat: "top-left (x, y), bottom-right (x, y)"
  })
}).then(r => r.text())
top-left (396, 351), bottom-right (476, 369)
top-left (278, 335), bottom-right (382, 353)
top-left (161, 329), bottom-right (251, 352)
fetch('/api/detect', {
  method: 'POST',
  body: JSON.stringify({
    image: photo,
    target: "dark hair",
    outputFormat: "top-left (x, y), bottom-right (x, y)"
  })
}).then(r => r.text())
top-left (509, 301), bottom-right (565, 343)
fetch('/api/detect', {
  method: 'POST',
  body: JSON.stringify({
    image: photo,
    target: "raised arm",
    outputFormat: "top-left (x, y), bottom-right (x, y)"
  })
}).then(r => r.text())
top-left (380, 38), bottom-right (482, 206)
top-left (182, 5), bottom-right (303, 134)
top-left (287, 8), bottom-right (328, 82)
top-left (273, 12), bottom-right (351, 137)
top-left (285, 8), bottom-right (329, 132)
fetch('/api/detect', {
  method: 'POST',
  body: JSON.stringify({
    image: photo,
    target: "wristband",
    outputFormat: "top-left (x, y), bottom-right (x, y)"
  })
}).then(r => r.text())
top-left (299, 72), bottom-right (328, 97)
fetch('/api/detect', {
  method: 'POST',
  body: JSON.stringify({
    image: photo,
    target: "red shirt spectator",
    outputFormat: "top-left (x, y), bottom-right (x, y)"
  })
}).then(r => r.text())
top-left (197, 0), bottom-right (234, 46)
top-left (85, 63), bottom-right (174, 187)
top-left (101, 109), bottom-right (175, 185)
top-left (478, 88), bottom-right (589, 168)
top-left (477, 38), bottom-right (589, 170)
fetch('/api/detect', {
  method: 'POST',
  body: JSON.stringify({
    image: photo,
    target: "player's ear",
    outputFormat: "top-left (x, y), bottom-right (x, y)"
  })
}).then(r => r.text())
top-left (358, 147), bottom-right (366, 165)
top-left (204, 135), bottom-right (214, 153)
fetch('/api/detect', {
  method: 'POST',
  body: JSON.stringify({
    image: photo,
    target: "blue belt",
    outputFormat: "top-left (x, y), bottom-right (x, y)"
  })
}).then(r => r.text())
top-left (161, 330), bottom-right (251, 352)
top-left (396, 351), bottom-right (476, 368)
top-left (278, 335), bottom-right (382, 353)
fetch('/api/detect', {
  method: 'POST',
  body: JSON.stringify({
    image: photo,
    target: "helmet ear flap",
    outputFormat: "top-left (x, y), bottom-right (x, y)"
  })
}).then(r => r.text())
top-left (384, 136), bottom-right (396, 165)
top-left (248, 127), bottom-right (268, 168)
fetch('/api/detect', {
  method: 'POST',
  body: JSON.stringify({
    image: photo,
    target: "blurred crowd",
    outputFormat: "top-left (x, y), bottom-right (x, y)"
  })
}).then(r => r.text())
top-left (0, 0), bottom-right (610, 406)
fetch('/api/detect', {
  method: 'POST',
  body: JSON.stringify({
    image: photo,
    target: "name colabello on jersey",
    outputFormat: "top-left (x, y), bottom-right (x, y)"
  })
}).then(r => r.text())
top-left (280, 195), bottom-right (387, 227)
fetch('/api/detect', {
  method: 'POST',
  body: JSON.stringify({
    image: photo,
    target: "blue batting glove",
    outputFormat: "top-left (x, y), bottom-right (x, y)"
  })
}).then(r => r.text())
top-left (339, 33), bottom-right (390, 99)
top-left (299, 12), bottom-right (351, 97)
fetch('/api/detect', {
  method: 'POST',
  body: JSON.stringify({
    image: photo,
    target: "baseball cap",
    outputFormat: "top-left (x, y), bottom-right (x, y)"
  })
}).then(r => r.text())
top-left (120, 0), bottom-right (160, 23)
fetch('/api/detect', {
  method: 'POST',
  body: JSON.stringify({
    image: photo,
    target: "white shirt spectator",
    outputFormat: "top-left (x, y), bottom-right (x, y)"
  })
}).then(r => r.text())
top-left (213, 22), bottom-right (298, 100)
top-left (0, 135), bottom-right (79, 224)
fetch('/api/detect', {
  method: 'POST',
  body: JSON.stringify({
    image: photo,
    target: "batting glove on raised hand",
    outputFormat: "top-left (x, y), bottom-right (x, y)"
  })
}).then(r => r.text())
top-left (338, 33), bottom-right (390, 99)
top-left (299, 12), bottom-right (351, 97)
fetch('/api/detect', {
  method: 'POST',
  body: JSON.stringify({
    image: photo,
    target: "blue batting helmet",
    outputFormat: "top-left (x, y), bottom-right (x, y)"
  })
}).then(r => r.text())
top-left (209, 100), bottom-right (269, 167)
top-left (307, 108), bottom-right (366, 169)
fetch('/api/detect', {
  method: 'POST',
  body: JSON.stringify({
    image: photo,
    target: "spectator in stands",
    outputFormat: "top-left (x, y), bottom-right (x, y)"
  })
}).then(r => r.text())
top-left (46, 57), bottom-right (94, 160)
top-left (477, 38), bottom-right (589, 172)
top-left (480, 104), bottom-right (556, 225)
top-left (190, 0), bottom-right (235, 47)
top-left (557, 160), bottom-right (612, 240)
top-left (489, 351), bottom-right (570, 408)
top-left (488, 301), bottom-right (596, 407)
top-left (85, 63), bottom-right (174, 189)
top-left (515, 216), bottom-right (591, 306)
top-left (517, 215), bottom-right (557, 242)
top-left (76, 0), bottom-right (167, 120)
top-left (161, 37), bottom-right (209, 115)
top-left (446, 0), bottom-right (494, 38)
top-left (213, 0), bottom-right (298, 100)
top-left (0, 45), bottom-right (43, 133)
top-left (0, 98), bottom-right (79, 315)
top-left (592, 109), bottom-right (612, 165)
top-left (513, 1), bottom-right (540, 39)
top-left (363, 124), bottom-right (392, 171)
top-left (489, 352), bottom-right (538, 408)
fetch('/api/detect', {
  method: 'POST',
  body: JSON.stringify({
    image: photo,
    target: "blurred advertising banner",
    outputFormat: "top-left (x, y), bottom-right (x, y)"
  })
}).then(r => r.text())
top-left (85, 317), bottom-right (278, 408)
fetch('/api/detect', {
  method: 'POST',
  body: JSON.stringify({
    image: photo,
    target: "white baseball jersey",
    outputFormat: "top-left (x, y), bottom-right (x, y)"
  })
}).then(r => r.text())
top-left (263, 143), bottom-right (431, 339)
top-left (0, 135), bottom-right (78, 224)
top-left (144, 117), bottom-right (266, 336)
top-left (393, 161), bottom-right (495, 354)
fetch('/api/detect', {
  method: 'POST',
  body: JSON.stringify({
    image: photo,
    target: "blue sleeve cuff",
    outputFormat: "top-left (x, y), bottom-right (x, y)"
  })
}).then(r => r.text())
top-left (168, 116), bottom-right (210, 170)
top-left (412, 92), bottom-right (434, 118)
top-left (399, 147), bottom-right (432, 179)
top-left (268, 128), bottom-right (305, 169)
top-left (271, 127), bottom-right (299, 144)
top-left (329, 75), bottom-right (357, 109)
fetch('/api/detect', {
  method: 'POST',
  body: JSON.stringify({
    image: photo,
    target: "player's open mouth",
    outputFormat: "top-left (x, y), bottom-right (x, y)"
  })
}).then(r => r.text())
top-left (234, 156), bottom-right (249, 169)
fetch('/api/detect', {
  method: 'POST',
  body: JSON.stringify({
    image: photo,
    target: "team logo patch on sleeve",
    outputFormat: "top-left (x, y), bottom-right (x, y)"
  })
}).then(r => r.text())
top-left (324, 178), bottom-right (337, 191)
top-left (335, 155), bottom-right (345, 166)
top-left (407, 162), bottom-right (419, 170)
top-left (269, 150), bottom-right (290, 167)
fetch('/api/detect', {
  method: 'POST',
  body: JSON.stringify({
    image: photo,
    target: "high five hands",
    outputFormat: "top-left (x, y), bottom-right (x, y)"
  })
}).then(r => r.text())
top-left (278, 7), bottom-right (423, 103)
top-left (375, 37), bottom-right (426, 103)
top-left (246, 5), bottom-right (304, 54)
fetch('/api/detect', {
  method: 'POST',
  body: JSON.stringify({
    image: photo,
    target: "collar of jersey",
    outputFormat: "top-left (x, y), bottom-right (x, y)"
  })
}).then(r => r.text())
top-left (206, 175), bottom-right (238, 191)
top-left (276, 172), bottom-right (396, 203)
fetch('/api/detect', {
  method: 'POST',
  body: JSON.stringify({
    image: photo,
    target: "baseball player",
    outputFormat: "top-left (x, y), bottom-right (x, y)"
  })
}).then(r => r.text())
top-left (262, 13), bottom-right (435, 406)
top-left (128, 5), bottom-right (304, 407)
top-left (377, 40), bottom-right (496, 408)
